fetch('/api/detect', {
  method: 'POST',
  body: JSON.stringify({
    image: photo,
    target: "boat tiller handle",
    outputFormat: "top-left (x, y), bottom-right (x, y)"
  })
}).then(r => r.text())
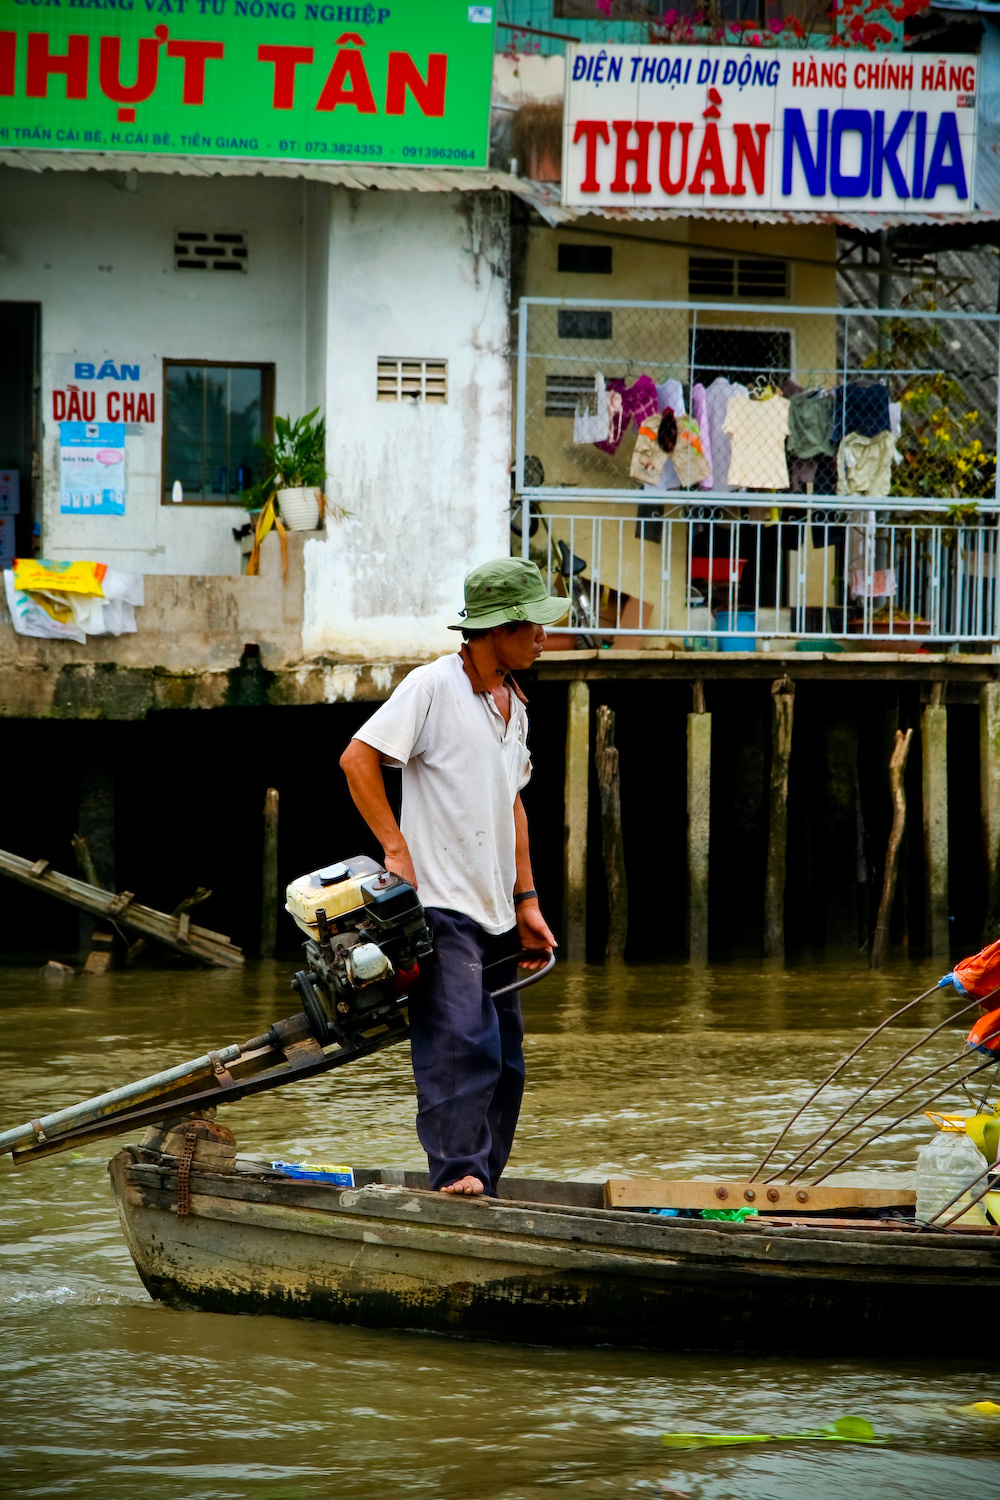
top-left (487, 949), bottom-right (556, 1000)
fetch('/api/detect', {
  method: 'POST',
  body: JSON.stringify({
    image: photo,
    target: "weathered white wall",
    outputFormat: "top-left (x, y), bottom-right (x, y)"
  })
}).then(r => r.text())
top-left (0, 169), bottom-right (513, 657)
top-left (0, 167), bottom-right (310, 575)
top-left (303, 188), bottom-right (511, 660)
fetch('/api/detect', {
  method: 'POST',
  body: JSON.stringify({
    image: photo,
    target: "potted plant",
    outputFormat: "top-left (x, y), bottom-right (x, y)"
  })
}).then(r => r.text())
top-left (255, 407), bottom-right (328, 532)
top-left (242, 408), bottom-right (345, 577)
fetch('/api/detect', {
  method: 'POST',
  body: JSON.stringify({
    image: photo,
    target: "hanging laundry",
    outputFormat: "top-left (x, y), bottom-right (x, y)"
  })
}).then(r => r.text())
top-left (629, 417), bottom-right (670, 486)
top-left (690, 383), bottom-right (714, 490)
top-left (787, 391), bottom-right (837, 458)
top-left (722, 393), bottom-right (791, 490)
top-left (654, 378), bottom-right (686, 490)
top-left (704, 378), bottom-right (748, 494)
top-left (595, 376), bottom-right (659, 456)
top-left (837, 430), bottom-right (900, 498)
top-left (831, 382), bottom-right (891, 444)
top-left (671, 415), bottom-right (711, 488)
top-left (573, 372), bottom-right (615, 446)
top-left (889, 401), bottom-right (902, 439)
top-left (850, 566), bottom-right (897, 598)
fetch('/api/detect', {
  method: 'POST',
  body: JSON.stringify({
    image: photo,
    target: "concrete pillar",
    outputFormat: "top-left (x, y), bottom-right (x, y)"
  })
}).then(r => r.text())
top-left (921, 701), bottom-right (949, 958)
top-left (981, 681), bottom-right (1000, 939)
top-left (77, 735), bottom-right (115, 957)
top-left (687, 701), bottom-right (711, 967)
top-left (563, 679), bottom-right (589, 961)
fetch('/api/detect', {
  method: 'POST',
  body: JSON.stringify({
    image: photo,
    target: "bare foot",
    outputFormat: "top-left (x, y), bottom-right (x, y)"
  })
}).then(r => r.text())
top-left (439, 1175), bottom-right (485, 1196)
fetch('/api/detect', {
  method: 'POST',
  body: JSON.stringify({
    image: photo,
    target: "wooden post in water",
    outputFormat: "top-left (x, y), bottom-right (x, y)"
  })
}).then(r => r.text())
top-left (921, 683), bottom-right (949, 959)
top-left (763, 677), bottom-right (795, 966)
top-left (261, 787), bottom-right (279, 959)
top-left (563, 680), bottom-right (590, 962)
top-left (687, 681), bottom-right (711, 968)
top-left (981, 682), bottom-right (1000, 941)
top-left (595, 705), bottom-right (627, 963)
top-left (870, 727), bottom-right (913, 969)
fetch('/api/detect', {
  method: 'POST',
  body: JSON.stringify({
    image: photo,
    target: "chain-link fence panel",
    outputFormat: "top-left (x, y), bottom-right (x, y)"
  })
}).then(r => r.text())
top-left (516, 298), bottom-right (999, 506)
top-left (513, 298), bottom-right (1000, 643)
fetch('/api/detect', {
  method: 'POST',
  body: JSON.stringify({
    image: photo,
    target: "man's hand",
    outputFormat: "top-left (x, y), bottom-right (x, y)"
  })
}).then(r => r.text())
top-left (516, 899), bottom-right (557, 972)
top-left (384, 842), bottom-right (418, 890)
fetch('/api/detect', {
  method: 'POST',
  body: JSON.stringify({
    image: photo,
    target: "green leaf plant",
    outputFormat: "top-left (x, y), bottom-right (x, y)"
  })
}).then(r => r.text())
top-left (661, 1415), bottom-right (885, 1449)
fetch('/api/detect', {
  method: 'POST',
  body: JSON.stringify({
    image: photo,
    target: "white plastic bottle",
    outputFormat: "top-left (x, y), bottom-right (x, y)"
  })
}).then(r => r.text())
top-left (915, 1130), bottom-right (989, 1226)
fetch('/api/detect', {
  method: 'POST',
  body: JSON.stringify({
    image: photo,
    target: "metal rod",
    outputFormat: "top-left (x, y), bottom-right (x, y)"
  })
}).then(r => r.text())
top-left (766, 993), bottom-right (989, 1183)
top-left (0, 1042), bottom-right (244, 1156)
top-left (749, 983), bottom-right (941, 1181)
top-left (787, 1046), bottom-right (973, 1187)
top-left (808, 1056), bottom-right (1000, 1185)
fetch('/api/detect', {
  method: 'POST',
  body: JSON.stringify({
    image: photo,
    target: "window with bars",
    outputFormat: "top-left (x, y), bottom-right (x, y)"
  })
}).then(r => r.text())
top-left (688, 255), bottom-right (789, 300)
top-left (557, 308), bottom-right (613, 340)
top-left (376, 357), bottom-right (447, 403)
top-left (163, 361), bottom-right (273, 504)
top-left (545, 374), bottom-right (596, 418)
top-left (174, 231), bottom-right (248, 272)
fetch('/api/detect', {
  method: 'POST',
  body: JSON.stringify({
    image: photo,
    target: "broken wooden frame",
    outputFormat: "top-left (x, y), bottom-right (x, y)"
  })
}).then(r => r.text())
top-left (0, 846), bottom-right (242, 968)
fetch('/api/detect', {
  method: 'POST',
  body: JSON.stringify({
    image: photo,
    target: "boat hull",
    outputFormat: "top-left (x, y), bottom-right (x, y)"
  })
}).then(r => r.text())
top-left (110, 1150), bottom-right (1000, 1354)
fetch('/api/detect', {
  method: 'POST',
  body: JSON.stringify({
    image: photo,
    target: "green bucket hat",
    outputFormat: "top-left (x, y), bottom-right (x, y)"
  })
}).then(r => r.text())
top-left (448, 557), bottom-right (570, 631)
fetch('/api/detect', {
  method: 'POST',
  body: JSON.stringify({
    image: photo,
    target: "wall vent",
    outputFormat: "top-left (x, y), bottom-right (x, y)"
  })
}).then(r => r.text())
top-left (377, 357), bottom-right (448, 404)
top-left (545, 374), bottom-right (596, 417)
top-left (557, 308), bottom-right (613, 340)
top-left (688, 255), bottom-right (788, 300)
top-left (174, 231), bottom-right (248, 272)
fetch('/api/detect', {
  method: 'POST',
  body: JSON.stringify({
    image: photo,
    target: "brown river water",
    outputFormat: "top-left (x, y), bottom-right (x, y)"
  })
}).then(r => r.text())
top-left (2, 958), bottom-right (999, 1500)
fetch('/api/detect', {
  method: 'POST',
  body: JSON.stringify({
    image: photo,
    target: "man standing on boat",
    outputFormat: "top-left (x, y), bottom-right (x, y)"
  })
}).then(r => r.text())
top-left (339, 558), bottom-right (565, 1198)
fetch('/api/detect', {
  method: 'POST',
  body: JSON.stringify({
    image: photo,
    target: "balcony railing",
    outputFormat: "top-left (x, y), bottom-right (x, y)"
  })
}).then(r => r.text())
top-left (513, 298), bottom-right (1000, 645)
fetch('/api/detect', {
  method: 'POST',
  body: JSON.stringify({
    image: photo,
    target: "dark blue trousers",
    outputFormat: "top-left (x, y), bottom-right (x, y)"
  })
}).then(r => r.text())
top-left (409, 907), bottom-right (523, 1194)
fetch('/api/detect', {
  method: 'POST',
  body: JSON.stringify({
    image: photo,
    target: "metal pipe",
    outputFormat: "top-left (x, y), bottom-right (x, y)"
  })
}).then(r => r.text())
top-left (0, 1042), bottom-right (243, 1156)
top-left (766, 993), bottom-right (989, 1183)
top-left (783, 1047), bottom-right (970, 1187)
top-left (807, 1055), bottom-right (1000, 1185)
top-left (749, 983), bottom-right (941, 1181)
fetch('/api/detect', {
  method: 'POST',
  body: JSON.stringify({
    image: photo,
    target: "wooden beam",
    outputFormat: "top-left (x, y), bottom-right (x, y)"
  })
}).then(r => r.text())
top-left (603, 1178), bottom-right (916, 1212)
top-left (261, 787), bottom-right (279, 959)
top-left (595, 705), bottom-right (627, 963)
top-left (563, 680), bottom-right (589, 962)
top-left (870, 727), bottom-right (913, 969)
top-left (922, 696), bottom-right (950, 958)
top-left (763, 678), bottom-right (795, 965)
top-left (0, 847), bottom-right (243, 968)
top-left (687, 693), bottom-right (711, 967)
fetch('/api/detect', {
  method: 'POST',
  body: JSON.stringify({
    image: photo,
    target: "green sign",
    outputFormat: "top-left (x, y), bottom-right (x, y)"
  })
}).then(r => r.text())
top-left (0, 2), bottom-right (496, 166)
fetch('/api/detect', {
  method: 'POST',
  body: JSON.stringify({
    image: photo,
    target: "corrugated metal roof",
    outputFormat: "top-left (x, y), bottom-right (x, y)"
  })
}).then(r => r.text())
top-left (1, 146), bottom-right (996, 228)
top-left (0, 149), bottom-right (523, 197)
top-left (516, 179), bottom-right (999, 230)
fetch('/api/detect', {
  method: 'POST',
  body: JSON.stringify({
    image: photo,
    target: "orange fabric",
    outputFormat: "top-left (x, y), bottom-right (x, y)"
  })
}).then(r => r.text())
top-left (967, 1006), bottom-right (1000, 1056)
top-left (952, 938), bottom-right (1000, 1001)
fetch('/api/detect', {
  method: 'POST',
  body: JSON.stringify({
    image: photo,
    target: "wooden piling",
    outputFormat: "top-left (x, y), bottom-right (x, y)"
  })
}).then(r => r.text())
top-left (687, 682), bottom-right (711, 968)
top-left (261, 787), bottom-right (279, 959)
top-left (921, 684), bottom-right (949, 959)
top-left (595, 705), bottom-right (627, 963)
top-left (870, 727), bottom-right (913, 969)
top-left (563, 680), bottom-right (590, 962)
top-left (763, 678), bottom-right (795, 966)
top-left (981, 682), bottom-right (1000, 941)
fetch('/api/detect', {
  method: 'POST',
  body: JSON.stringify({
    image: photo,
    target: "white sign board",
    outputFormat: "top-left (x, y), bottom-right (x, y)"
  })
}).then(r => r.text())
top-left (562, 46), bottom-right (978, 213)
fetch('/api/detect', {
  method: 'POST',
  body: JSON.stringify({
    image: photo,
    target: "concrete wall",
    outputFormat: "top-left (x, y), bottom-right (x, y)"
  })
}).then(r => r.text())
top-left (0, 166), bottom-right (310, 576)
top-left (303, 188), bottom-right (512, 661)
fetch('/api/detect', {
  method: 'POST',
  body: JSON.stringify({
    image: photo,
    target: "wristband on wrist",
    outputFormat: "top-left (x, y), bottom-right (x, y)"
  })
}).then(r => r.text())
top-left (514, 889), bottom-right (538, 906)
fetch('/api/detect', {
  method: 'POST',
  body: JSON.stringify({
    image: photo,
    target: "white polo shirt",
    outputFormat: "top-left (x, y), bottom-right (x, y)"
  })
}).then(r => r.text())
top-left (353, 651), bottom-right (531, 935)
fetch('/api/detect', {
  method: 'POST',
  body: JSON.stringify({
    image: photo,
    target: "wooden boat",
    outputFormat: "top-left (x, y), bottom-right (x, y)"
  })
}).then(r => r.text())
top-left (109, 1141), bottom-right (1000, 1355)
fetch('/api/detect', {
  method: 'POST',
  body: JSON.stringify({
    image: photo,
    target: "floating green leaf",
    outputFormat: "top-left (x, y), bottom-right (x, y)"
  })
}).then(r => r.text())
top-left (661, 1416), bottom-right (884, 1450)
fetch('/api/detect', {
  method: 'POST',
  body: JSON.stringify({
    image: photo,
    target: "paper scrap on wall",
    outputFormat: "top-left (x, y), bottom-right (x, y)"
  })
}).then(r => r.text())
top-left (59, 422), bottom-right (126, 516)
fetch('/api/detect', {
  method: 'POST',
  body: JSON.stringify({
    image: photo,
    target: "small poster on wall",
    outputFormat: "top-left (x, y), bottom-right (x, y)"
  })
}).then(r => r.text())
top-left (59, 422), bottom-right (126, 516)
top-left (0, 470), bottom-right (20, 515)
